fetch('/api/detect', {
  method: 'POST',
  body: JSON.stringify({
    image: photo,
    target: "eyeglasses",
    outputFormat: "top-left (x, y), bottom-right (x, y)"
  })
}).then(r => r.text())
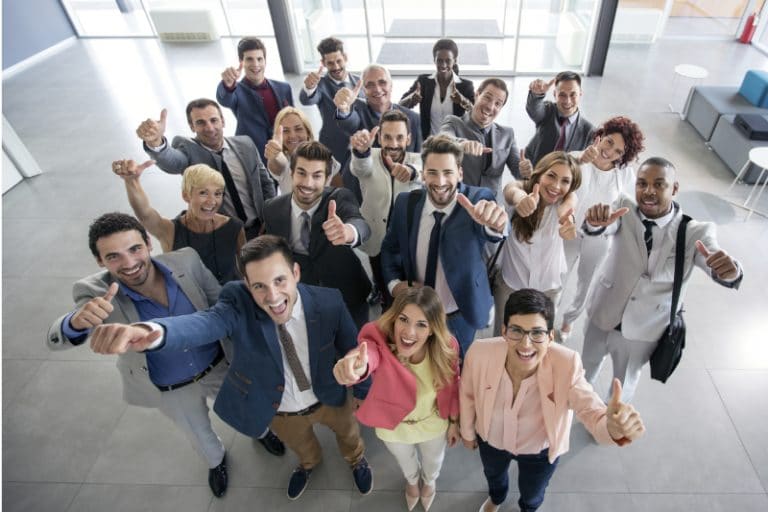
top-left (503, 326), bottom-right (549, 343)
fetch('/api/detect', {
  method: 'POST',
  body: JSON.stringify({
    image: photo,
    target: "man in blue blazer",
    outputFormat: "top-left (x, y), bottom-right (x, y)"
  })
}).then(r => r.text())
top-left (89, 235), bottom-right (373, 501)
top-left (380, 134), bottom-right (509, 356)
top-left (299, 37), bottom-right (364, 166)
top-left (217, 37), bottom-right (294, 163)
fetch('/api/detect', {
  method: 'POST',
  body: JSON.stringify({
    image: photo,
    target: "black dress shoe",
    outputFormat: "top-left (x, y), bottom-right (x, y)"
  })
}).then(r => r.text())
top-left (287, 466), bottom-right (312, 500)
top-left (257, 429), bottom-right (286, 456)
top-left (208, 453), bottom-right (228, 498)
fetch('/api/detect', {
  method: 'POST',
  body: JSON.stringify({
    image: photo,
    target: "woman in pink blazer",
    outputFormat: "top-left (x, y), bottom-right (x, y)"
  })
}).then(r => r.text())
top-left (460, 289), bottom-right (645, 512)
top-left (334, 286), bottom-right (460, 511)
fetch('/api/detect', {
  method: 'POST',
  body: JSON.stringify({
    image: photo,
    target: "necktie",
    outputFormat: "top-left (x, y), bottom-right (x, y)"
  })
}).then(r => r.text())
top-left (277, 323), bottom-right (311, 391)
top-left (642, 220), bottom-right (656, 256)
top-left (216, 149), bottom-right (248, 223)
top-left (300, 212), bottom-right (311, 254)
top-left (554, 116), bottom-right (570, 151)
top-left (424, 211), bottom-right (445, 288)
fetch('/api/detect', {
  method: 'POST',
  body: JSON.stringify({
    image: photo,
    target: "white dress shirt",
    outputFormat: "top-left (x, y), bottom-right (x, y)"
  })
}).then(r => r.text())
top-left (429, 73), bottom-right (463, 136)
top-left (415, 197), bottom-right (460, 315)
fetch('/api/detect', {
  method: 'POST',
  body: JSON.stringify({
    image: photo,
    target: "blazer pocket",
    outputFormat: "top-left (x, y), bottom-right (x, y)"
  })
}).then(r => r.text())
top-left (226, 374), bottom-right (249, 396)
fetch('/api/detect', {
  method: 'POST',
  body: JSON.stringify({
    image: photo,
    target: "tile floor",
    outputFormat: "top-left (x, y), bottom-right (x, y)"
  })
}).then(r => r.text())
top-left (2, 36), bottom-right (768, 511)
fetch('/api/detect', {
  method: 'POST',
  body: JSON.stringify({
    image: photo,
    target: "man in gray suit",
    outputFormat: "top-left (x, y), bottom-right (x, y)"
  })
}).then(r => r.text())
top-left (440, 78), bottom-right (522, 197)
top-left (47, 213), bottom-right (284, 498)
top-left (136, 98), bottom-right (277, 239)
top-left (581, 157), bottom-right (742, 402)
top-left (525, 71), bottom-right (595, 166)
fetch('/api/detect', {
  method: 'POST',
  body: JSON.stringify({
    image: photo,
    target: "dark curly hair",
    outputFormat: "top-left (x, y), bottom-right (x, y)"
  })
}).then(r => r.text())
top-left (88, 212), bottom-right (149, 258)
top-left (592, 116), bottom-right (645, 167)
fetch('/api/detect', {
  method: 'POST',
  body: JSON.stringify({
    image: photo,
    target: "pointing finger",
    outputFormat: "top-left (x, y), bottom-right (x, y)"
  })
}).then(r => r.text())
top-left (103, 282), bottom-right (119, 302)
top-left (695, 240), bottom-right (711, 258)
top-left (327, 199), bottom-right (337, 219)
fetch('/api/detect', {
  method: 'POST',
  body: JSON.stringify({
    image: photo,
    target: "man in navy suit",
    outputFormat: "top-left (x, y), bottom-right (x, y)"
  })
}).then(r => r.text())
top-left (89, 235), bottom-right (374, 501)
top-left (299, 37), bottom-right (364, 166)
top-left (380, 134), bottom-right (509, 356)
top-left (217, 37), bottom-right (294, 163)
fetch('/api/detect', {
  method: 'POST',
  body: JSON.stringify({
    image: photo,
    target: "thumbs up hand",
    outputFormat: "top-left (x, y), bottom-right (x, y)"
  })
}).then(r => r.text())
top-left (90, 322), bottom-right (163, 355)
top-left (696, 240), bottom-right (739, 280)
top-left (333, 342), bottom-right (370, 385)
top-left (334, 80), bottom-right (363, 114)
top-left (457, 193), bottom-right (508, 233)
top-left (516, 183), bottom-right (540, 218)
top-left (322, 199), bottom-right (355, 245)
top-left (585, 204), bottom-right (629, 227)
top-left (558, 207), bottom-right (577, 240)
top-left (304, 63), bottom-right (325, 90)
top-left (350, 126), bottom-right (379, 153)
top-left (400, 82), bottom-right (422, 108)
top-left (580, 136), bottom-right (602, 165)
top-left (265, 127), bottom-right (286, 163)
top-left (112, 159), bottom-right (154, 180)
top-left (221, 61), bottom-right (243, 88)
top-left (529, 78), bottom-right (555, 96)
top-left (518, 149), bottom-right (533, 179)
top-left (384, 155), bottom-right (412, 183)
top-left (136, 108), bottom-right (168, 147)
top-left (450, 82), bottom-right (473, 111)
top-left (70, 282), bottom-right (119, 331)
top-left (606, 379), bottom-right (646, 443)
top-left (461, 140), bottom-right (493, 157)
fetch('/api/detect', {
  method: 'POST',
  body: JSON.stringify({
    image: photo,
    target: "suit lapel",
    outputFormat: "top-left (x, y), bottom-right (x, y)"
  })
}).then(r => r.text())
top-left (272, 195), bottom-right (294, 242)
top-left (226, 137), bottom-right (252, 176)
top-left (309, 189), bottom-right (333, 256)
top-left (299, 285), bottom-right (322, 380)
top-left (409, 192), bottom-right (427, 269)
top-left (651, 205), bottom-right (683, 277)
top-left (536, 352), bottom-right (557, 446)
top-left (170, 265), bottom-right (208, 311)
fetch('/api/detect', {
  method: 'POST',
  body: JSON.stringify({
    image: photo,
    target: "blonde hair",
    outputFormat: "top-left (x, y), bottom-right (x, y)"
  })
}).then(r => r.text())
top-left (512, 151), bottom-right (581, 243)
top-left (181, 164), bottom-right (225, 197)
top-left (378, 287), bottom-right (457, 390)
top-left (273, 107), bottom-right (314, 152)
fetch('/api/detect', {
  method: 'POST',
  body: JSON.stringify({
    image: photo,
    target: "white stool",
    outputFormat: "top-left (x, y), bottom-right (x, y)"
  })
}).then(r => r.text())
top-left (726, 147), bottom-right (768, 220)
top-left (669, 64), bottom-right (708, 118)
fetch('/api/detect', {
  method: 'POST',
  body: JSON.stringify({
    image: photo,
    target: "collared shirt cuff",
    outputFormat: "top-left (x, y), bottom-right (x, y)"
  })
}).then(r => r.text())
top-left (61, 311), bottom-right (90, 339)
top-left (484, 224), bottom-right (508, 238)
top-left (582, 221), bottom-right (606, 235)
top-left (303, 85), bottom-right (318, 97)
top-left (146, 138), bottom-right (167, 152)
top-left (335, 109), bottom-right (352, 120)
top-left (347, 225), bottom-right (359, 247)
top-left (405, 164), bottom-right (418, 181)
top-left (387, 280), bottom-right (402, 295)
top-left (137, 321), bottom-right (166, 351)
top-left (352, 148), bottom-right (371, 159)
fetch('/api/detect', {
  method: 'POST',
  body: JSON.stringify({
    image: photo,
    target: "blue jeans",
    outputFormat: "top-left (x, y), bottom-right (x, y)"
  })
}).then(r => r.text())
top-left (446, 311), bottom-right (476, 361)
top-left (477, 437), bottom-right (559, 512)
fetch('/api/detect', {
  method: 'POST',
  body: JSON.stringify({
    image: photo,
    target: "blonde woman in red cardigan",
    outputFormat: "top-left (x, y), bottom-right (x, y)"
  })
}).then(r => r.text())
top-left (334, 286), bottom-right (460, 511)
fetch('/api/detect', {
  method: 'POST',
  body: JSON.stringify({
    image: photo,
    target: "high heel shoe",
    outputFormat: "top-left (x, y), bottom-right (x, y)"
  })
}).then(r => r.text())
top-left (405, 483), bottom-right (420, 511)
top-left (420, 483), bottom-right (436, 511)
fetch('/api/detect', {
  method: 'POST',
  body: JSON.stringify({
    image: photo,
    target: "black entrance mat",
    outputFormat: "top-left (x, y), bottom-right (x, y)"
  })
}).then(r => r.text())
top-left (386, 18), bottom-right (502, 38)
top-left (377, 42), bottom-right (489, 66)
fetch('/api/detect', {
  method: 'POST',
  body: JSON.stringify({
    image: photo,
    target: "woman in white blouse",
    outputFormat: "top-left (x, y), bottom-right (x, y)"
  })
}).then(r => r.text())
top-left (558, 116), bottom-right (645, 341)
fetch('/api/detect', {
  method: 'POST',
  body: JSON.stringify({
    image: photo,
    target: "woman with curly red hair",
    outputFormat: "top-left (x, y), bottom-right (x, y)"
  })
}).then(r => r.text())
top-left (558, 116), bottom-right (645, 341)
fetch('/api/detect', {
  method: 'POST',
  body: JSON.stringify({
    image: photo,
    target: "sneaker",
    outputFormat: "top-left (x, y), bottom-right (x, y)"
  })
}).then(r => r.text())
top-left (351, 457), bottom-right (373, 495)
top-left (287, 466), bottom-right (312, 500)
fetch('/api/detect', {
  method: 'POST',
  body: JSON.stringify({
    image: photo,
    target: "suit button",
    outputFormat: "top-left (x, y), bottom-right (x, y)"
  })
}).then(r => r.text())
top-left (277, 385), bottom-right (284, 392)
top-left (272, 402), bottom-right (280, 409)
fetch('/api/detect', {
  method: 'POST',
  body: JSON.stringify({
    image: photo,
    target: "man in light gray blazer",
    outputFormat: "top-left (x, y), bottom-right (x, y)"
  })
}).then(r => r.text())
top-left (581, 157), bottom-right (742, 402)
top-left (47, 213), bottom-right (284, 498)
top-left (136, 98), bottom-right (277, 239)
top-left (440, 78), bottom-right (522, 197)
top-left (525, 71), bottom-right (595, 166)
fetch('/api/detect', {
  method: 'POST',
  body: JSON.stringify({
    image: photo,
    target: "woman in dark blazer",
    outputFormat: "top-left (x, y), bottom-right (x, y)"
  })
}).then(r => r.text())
top-left (400, 39), bottom-right (475, 140)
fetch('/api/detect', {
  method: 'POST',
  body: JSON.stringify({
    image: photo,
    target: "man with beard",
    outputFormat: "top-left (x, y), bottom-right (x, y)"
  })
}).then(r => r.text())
top-left (137, 98), bottom-right (276, 239)
top-left (380, 135), bottom-right (509, 357)
top-left (299, 37), bottom-right (364, 166)
top-left (440, 78), bottom-right (523, 197)
top-left (263, 141), bottom-right (372, 328)
top-left (581, 157), bottom-right (742, 402)
top-left (47, 213), bottom-right (285, 499)
top-left (217, 37), bottom-right (294, 163)
top-left (349, 110), bottom-right (423, 307)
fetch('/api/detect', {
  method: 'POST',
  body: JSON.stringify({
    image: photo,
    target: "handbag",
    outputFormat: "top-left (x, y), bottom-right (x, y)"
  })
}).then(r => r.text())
top-left (486, 240), bottom-right (505, 293)
top-left (649, 214), bottom-right (692, 383)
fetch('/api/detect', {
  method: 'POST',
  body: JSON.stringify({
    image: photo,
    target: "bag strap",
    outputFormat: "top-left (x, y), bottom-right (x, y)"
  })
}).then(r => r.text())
top-left (405, 189), bottom-right (424, 286)
top-left (669, 214), bottom-right (692, 325)
top-left (487, 239), bottom-right (505, 273)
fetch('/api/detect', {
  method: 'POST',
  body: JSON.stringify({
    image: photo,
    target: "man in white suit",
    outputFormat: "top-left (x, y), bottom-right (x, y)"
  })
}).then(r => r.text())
top-left (581, 157), bottom-right (742, 401)
top-left (349, 109), bottom-right (422, 307)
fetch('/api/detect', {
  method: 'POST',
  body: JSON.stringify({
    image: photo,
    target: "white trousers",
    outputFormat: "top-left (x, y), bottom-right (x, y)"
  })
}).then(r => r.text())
top-left (156, 359), bottom-right (227, 468)
top-left (382, 434), bottom-right (447, 486)
top-left (492, 273), bottom-right (562, 336)
top-left (560, 234), bottom-right (610, 327)
top-left (582, 320), bottom-right (657, 403)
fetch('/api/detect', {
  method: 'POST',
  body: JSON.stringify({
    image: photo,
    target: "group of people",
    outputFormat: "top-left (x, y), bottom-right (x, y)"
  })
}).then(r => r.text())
top-left (48, 35), bottom-right (744, 512)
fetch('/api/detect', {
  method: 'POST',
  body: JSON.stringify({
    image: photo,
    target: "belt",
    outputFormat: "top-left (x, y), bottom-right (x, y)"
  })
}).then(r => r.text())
top-left (155, 350), bottom-right (225, 392)
top-left (275, 402), bottom-right (322, 417)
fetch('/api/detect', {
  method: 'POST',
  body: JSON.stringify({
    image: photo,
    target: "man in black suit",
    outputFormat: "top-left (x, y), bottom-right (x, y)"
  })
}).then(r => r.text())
top-left (263, 141), bottom-right (372, 328)
top-left (524, 71), bottom-right (595, 166)
top-left (136, 98), bottom-right (277, 239)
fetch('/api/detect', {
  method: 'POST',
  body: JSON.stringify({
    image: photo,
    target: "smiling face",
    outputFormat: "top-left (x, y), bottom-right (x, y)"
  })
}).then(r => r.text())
top-left (434, 49), bottom-right (456, 81)
top-left (244, 252), bottom-right (300, 325)
top-left (280, 113), bottom-right (310, 153)
top-left (502, 312), bottom-right (553, 379)
top-left (422, 152), bottom-right (463, 208)
top-left (291, 156), bottom-right (328, 209)
top-left (393, 303), bottom-right (432, 362)
top-left (189, 105), bottom-right (225, 150)
top-left (536, 162), bottom-right (574, 205)
top-left (635, 163), bottom-right (678, 219)
top-left (594, 132), bottom-right (626, 169)
top-left (322, 50), bottom-right (348, 82)
top-left (362, 67), bottom-right (392, 112)
top-left (95, 230), bottom-right (154, 289)
top-left (471, 83), bottom-right (506, 128)
top-left (241, 48), bottom-right (266, 85)
top-left (380, 120), bottom-right (411, 164)
top-left (555, 79), bottom-right (582, 117)
top-left (183, 182), bottom-right (224, 221)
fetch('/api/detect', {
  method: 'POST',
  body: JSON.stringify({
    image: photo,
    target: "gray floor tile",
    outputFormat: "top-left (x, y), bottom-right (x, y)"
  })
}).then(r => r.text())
top-left (2, 482), bottom-right (80, 512)
top-left (66, 483), bottom-right (212, 512)
top-left (631, 492), bottom-right (768, 512)
top-left (209, 488), bottom-right (352, 512)
top-left (2, 359), bottom-right (42, 411)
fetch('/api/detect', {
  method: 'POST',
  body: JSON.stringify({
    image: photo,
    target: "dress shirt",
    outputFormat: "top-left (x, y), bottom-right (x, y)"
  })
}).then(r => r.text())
top-left (416, 197), bottom-right (460, 314)
top-left (275, 292), bottom-right (321, 412)
top-left (289, 196), bottom-right (359, 251)
top-left (486, 371), bottom-right (549, 455)
top-left (429, 73), bottom-right (461, 136)
top-left (556, 110), bottom-right (580, 149)
top-left (241, 78), bottom-right (280, 125)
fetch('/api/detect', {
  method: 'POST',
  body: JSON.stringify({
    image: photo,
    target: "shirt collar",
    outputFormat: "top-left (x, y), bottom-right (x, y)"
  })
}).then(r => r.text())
top-left (427, 71), bottom-right (462, 84)
top-left (465, 112), bottom-right (493, 135)
top-left (422, 194), bottom-right (458, 218)
top-left (119, 258), bottom-right (170, 301)
top-left (557, 110), bottom-right (579, 124)
top-left (199, 138), bottom-right (228, 154)
top-left (243, 77), bottom-right (269, 90)
top-left (638, 202), bottom-right (678, 229)
top-left (291, 196), bottom-right (322, 220)
top-left (287, 289), bottom-right (304, 325)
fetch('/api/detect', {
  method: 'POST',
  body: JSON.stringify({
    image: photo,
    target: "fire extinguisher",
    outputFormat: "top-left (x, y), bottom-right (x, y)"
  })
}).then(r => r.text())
top-left (740, 12), bottom-right (759, 44)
